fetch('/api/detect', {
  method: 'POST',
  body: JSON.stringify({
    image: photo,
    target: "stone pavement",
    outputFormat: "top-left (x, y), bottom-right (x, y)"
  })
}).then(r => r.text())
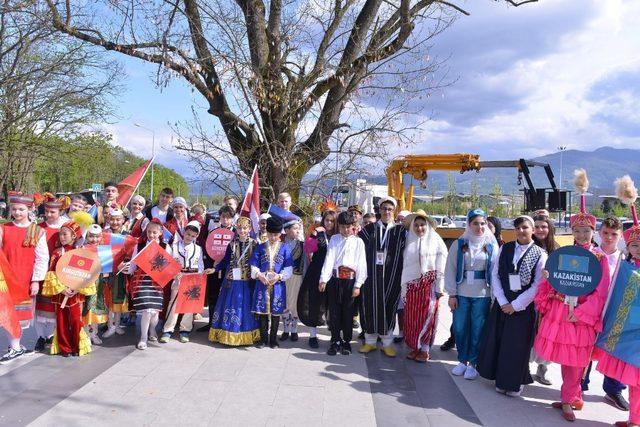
top-left (0, 301), bottom-right (629, 426)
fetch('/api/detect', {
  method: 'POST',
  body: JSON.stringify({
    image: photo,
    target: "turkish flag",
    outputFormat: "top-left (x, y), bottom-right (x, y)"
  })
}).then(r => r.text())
top-left (175, 273), bottom-right (207, 314)
top-left (0, 248), bottom-right (21, 339)
top-left (134, 241), bottom-right (181, 287)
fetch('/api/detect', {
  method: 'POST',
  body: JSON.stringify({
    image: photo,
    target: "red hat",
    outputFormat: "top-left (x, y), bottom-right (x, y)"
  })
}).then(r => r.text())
top-left (8, 191), bottom-right (35, 207)
top-left (42, 192), bottom-right (71, 210)
top-left (61, 220), bottom-right (83, 239)
top-left (570, 169), bottom-right (596, 229)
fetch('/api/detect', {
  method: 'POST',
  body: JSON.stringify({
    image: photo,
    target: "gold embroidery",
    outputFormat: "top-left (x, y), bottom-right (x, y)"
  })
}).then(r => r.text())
top-left (605, 271), bottom-right (640, 352)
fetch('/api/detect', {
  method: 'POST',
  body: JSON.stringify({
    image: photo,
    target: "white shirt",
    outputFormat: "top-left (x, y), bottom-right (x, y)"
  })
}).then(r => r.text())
top-left (151, 206), bottom-right (168, 224)
top-left (491, 241), bottom-right (548, 312)
top-left (320, 234), bottom-right (368, 288)
top-left (172, 240), bottom-right (204, 272)
top-left (603, 248), bottom-right (621, 281)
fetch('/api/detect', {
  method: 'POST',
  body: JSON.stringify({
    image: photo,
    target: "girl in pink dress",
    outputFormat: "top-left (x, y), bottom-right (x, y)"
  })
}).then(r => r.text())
top-left (595, 175), bottom-right (640, 427)
top-left (533, 169), bottom-right (611, 422)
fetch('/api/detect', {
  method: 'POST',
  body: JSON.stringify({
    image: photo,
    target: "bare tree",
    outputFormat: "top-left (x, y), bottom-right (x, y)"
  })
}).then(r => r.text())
top-left (0, 1), bottom-right (120, 194)
top-left (43, 0), bottom-right (536, 201)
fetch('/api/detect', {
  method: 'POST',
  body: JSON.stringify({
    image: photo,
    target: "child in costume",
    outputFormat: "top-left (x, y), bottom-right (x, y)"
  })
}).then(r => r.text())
top-left (82, 225), bottom-right (109, 345)
top-left (594, 175), bottom-right (640, 427)
top-left (126, 195), bottom-right (149, 239)
top-left (533, 169), bottom-right (611, 422)
top-left (103, 208), bottom-right (132, 338)
top-left (34, 193), bottom-right (70, 352)
top-left (209, 216), bottom-right (259, 346)
top-left (250, 217), bottom-right (293, 348)
top-left (0, 192), bottom-right (48, 364)
top-left (42, 218), bottom-right (96, 356)
top-left (319, 211), bottom-right (367, 355)
top-left (281, 219), bottom-right (304, 342)
top-left (123, 219), bottom-right (171, 350)
top-left (161, 220), bottom-right (209, 343)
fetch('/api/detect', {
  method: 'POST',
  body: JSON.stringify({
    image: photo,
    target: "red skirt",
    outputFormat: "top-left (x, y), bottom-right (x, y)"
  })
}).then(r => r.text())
top-left (404, 271), bottom-right (439, 352)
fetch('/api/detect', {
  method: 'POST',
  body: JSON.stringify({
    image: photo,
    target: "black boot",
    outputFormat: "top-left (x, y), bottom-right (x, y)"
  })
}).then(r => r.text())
top-left (269, 316), bottom-right (280, 348)
top-left (256, 316), bottom-right (268, 348)
top-left (440, 334), bottom-right (456, 351)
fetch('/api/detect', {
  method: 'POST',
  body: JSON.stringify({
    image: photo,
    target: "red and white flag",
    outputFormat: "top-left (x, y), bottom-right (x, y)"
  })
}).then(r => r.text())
top-left (116, 157), bottom-right (154, 207)
top-left (240, 165), bottom-right (261, 235)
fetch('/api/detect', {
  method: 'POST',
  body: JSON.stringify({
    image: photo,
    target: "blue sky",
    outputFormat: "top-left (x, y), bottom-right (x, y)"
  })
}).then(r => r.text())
top-left (98, 0), bottom-right (640, 179)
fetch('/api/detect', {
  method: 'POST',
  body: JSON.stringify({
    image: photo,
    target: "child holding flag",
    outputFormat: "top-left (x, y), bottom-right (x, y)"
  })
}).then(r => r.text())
top-left (281, 219), bottom-right (304, 342)
top-left (42, 219), bottom-right (97, 357)
top-left (122, 219), bottom-right (172, 350)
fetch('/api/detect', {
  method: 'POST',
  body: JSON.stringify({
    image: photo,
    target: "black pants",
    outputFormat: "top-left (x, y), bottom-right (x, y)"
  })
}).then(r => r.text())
top-left (327, 278), bottom-right (355, 344)
top-left (206, 271), bottom-right (224, 324)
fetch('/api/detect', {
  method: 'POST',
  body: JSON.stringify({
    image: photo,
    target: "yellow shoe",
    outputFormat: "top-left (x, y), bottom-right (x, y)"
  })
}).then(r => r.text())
top-left (382, 346), bottom-right (396, 358)
top-left (358, 344), bottom-right (377, 354)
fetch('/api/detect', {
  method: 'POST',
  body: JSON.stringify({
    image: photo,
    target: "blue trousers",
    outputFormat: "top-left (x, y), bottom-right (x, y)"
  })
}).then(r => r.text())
top-left (452, 296), bottom-right (491, 365)
top-left (582, 362), bottom-right (626, 394)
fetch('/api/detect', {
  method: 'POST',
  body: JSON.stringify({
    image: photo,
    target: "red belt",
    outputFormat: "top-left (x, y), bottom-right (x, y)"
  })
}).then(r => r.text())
top-left (335, 266), bottom-right (355, 280)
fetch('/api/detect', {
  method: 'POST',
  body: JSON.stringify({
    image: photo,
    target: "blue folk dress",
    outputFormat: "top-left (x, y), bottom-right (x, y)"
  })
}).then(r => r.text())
top-left (209, 238), bottom-right (259, 346)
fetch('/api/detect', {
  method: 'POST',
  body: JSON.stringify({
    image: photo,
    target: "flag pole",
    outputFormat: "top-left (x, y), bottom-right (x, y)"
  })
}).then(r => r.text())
top-left (126, 156), bottom-right (155, 206)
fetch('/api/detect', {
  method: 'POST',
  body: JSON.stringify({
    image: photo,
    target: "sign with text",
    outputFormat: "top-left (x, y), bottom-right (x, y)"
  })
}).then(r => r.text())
top-left (545, 246), bottom-right (602, 297)
top-left (55, 248), bottom-right (101, 291)
top-left (206, 228), bottom-right (235, 263)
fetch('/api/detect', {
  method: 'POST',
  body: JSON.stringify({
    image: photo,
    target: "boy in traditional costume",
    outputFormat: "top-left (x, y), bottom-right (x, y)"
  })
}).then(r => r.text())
top-left (42, 219), bottom-right (97, 356)
top-left (34, 193), bottom-right (71, 352)
top-left (319, 211), bottom-right (367, 355)
top-left (0, 192), bottom-right (48, 364)
top-left (477, 215), bottom-right (547, 396)
top-left (209, 217), bottom-right (259, 346)
top-left (281, 219), bottom-right (304, 342)
top-left (533, 169), bottom-right (611, 422)
top-left (358, 196), bottom-right (405, 357)
top-left (250, 217), bottom-right (293, 348)
top-left (161, 221), bottom-right (207, 343)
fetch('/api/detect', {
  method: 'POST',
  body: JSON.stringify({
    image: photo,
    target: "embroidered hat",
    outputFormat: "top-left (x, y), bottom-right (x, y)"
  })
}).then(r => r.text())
top-left (236, 216), bottom-right (252, 229)
top-left (347, 204), bottom-right (363, 214)
top-left (109, 208), bottom-right (124, 217)
top-left (61, 220), bottom-right (83, 239)
top-left (570, 169), bottom-right (597, 229)
top-left (378, 196), bottom-right (397, 209)
top-left (467, 208), bottom-right (486, 222)
top-left (42, 192), bottom-right (71, 210)
top-left (87, 224), bottom-right (103, 235)
top-left (172, 197), bottom-right (188, 209)
top-left (615, 175), bottom-right (640, 245)
top-left (186, 220), bottom-right (202, 233)
top-left (8, 191), bottom-right (35, 207)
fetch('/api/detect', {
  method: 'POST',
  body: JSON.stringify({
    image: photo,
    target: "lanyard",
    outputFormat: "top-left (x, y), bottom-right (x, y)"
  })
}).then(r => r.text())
top-left (238, 241), bottom-right (251, 263)
top-left (378, 222), bottom-right (393, 250)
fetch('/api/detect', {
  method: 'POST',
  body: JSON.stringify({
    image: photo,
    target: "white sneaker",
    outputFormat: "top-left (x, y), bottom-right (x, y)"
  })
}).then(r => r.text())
top-left (464, 365), bottom-right (478, 380)
top-left (136, 341), bottom-right (147, 350)
top-left (115, 326), bottom-right (126, 335)
top-left (90, 333), bottom-right (103, 345)
top-left (102, 327), bottom-right (116, 338)
top-left (496, 387), bottom-right (506, 394)
top-left (506, 386), bottom-right (524, 397)
top-left (452, 362), bottom-right (468, 376)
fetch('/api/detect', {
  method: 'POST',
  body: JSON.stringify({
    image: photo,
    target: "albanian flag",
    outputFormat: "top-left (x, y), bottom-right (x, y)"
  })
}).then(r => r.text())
top-left (134, 241), bottom-right (181, 287)
top-left (175, 273), bottom-right (207, 314)
top-left (0, 248), bottom-right (21, 339)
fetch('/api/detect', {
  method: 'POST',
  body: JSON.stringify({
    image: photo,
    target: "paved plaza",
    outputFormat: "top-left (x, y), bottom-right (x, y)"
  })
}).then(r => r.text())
top-left (0, 301), bottom-right (627, 426)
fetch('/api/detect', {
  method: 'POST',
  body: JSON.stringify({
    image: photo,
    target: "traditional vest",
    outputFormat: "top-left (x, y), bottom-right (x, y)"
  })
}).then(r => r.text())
top-left (497, 241), bottom-right (543, 302)
top-left (455, 238), bottom-right (493, 286)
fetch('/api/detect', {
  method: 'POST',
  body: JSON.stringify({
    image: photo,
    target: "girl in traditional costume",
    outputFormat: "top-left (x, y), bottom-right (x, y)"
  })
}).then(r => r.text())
top-left (42, 219), bottom-right (96, 356)
top-left (0, 192), bottom-right (48, 364)
top-left (250, 217), bottom-right (293, 348)
top-left (533, 169), bottom-right (611, 422)
top-left (123, 219), bottom-right (171, 350)
top-left (298, 203), bottom-right (337, 348)
top-left (103, 209), bottom-right (132, 338)
top-left (477, 215), bottom-right (547, 396)
top-left (445, 209), bottom-right (498, 378)
top-left (126, 195), bottom-right (149, 239)
top-left (209, 217), bottom-right (259, 346)
top-left (82, 225), bottom-right (109, 345)
top-left (401, 210), bottom-right (448, 363)
top-left (594, 175), bottom-right (640, 427)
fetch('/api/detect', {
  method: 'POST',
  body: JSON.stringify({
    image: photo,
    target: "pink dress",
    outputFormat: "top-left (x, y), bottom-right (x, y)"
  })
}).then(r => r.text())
top-left (533, 247), bottom-right (610, 368)
top-left (594, 258), bottom-right (640, 388)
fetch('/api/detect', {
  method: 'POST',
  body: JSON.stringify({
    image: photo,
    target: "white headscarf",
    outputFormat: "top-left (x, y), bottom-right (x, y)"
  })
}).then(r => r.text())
top-left (401, 216), bottom-right (447, 299)
top-left (460, 214), bottom-right (498, 258)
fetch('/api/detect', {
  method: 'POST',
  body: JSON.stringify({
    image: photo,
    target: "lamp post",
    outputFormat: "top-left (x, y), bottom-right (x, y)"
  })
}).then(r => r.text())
top-left (134, 123), bottom-right (155, 202)
top-left (557, 146), bottom-right (567, 189)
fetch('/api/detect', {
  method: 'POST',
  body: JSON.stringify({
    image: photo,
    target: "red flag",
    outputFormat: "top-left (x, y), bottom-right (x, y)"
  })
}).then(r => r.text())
top-left (101, 233), bottom-right (138, 269)
top-left (0, 248), bottom-right (21, 339)
top-left (175, 273), bottom-right (207, 314)
top-left (68, 254), bottom-right (95, 271)
top-left (240, 165), bottom-right (261, 235)
top-left (134, 241), bottom-right (181, 287)
top-left (116, 158), bottom-right (154, 206)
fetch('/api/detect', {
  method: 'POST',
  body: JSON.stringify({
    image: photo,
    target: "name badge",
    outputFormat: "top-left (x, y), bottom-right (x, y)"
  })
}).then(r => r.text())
top-left (509, 274), bottom-right (522, 291)
top-left (466, 271), bottom-right (475, 284)
top-left (376, 251), bottom-right (385, 265)
top-left (232, 268), bottom-right (242, 281)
